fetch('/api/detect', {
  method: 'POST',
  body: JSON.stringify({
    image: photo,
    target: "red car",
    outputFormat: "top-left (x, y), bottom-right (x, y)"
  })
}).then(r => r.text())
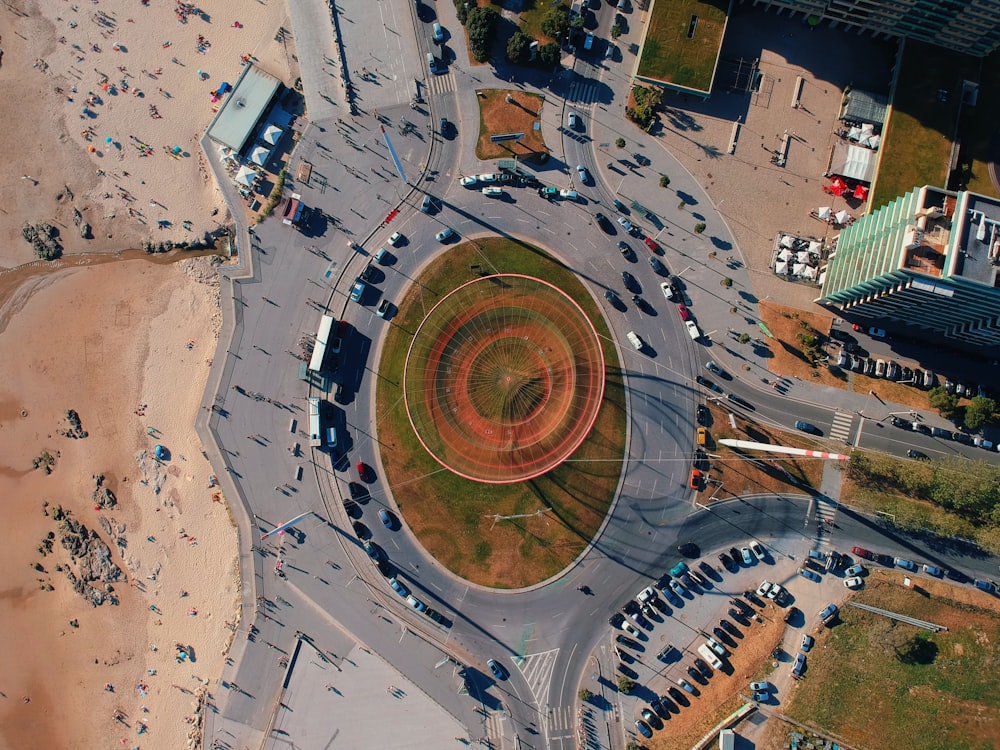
top-left (677, 304), bottom-right (691, 321)
top-left (644, 237), bottom-right (661, 254)
top-left (851, 323), bottom-right (862, 332)
top-left (356, 462), bottom-right (371, 482)
top-left (851, 546), bottom-right (873, 560)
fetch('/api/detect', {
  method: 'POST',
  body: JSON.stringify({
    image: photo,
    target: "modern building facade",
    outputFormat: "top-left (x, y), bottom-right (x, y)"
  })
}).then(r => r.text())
top-left (744, 0), bottom-right (1000, 57)
top-left (820, 185), bottom-right (1000, 347)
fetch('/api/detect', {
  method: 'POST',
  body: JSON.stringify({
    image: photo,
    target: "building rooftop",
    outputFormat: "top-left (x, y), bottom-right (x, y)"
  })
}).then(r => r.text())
top-left (954, 192), bottom-right (1000, 287)
top-left (205, 64), bottom-right (282, 154)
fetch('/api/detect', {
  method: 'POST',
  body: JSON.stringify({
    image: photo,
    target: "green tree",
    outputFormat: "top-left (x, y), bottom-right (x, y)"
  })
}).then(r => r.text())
top-left (538, 42), bottom-right (562, 69)
top-left (615, 137), bottom-right (626, 148)
top-left (611, 23), bottom-right (622, 39)
top-left (659, 174), bottom-right (671, 188)
top-left (616, 675), bottom-right (635, 694)
top-left (928, 386), bottom-right (960, 420)
top-left (571, 16), bottom-right (585, 32)
top-left (577, 688), bottom-right (592, 702)
top-left (738, 333), bottom-right (750, 344)
top-left (507, 30), bottom-right (533, 63)
top-left (964, 396), bottom-right (997, 431)
top-left (541, 7), bottom-right (569, 39)
top-left (694, 222), bottom-right (707, 234)
top-left (466, 6), bottom-right (499, 63)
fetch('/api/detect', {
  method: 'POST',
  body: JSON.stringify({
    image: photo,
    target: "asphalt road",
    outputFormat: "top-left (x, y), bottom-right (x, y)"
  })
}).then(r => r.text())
top-left (203, 1), bottom-right (1000, 748)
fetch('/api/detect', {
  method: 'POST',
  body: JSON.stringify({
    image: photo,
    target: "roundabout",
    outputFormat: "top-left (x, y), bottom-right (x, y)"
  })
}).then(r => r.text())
top-left (403, 274), bottom-right (606, 484)
top-left (374, 238), bottom-right (627, 587)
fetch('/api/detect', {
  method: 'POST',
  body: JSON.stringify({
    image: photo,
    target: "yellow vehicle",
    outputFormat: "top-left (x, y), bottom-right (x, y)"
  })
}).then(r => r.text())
top-left (697, 427), bottom-right (707, 446)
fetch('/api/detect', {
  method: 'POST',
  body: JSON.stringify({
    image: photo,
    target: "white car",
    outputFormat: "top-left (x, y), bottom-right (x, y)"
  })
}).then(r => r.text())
top-left (388, 231), bottom-right (403, 246)
top-left (559, 189), bottom-right (579, 201)
top-left (749, 681), bottom-right (768, 692)
top-left (766, 584), bottom-right (783, 601)
top-left (460, 175), bottom-right (478, 187)
top-left (668, 579), bottom-right (685, 597)
top-left (617, 216), bottom-right (633, 232)
top-left (435, 227), bottom-right (455, 242)
top-left (750, 541), bottom-right (766, 561)
top-left (685, 320), bottom-right (702, 340)
top-left (637, 586), bottom-right (657, 604)
top-left (844, 563), bottom-right (865, 577)
top-left (620, 620), bottom-right (640, 637)
top-left (374, 248), bottom-right (389, 264)
top-left (477, 173), bottom-right (498, 183)
top-left (576, 164), bottom-right (590, 183)
top-left (660, 281), bottom-right (674, 300)
top-left (756, 580), bottom-right (774, 597)
top-left (567, 110), bottom-right (579, 129)
top-left (844, 576), bottom-right (863, 589)
top-left (741, 547), bottom-right (754, 565)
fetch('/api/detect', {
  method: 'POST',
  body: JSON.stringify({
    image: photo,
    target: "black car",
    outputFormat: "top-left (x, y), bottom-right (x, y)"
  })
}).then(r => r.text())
top-left (687, 665), bottom-right (704, 683)
top-left (696, 375), bottom-right (723, 393)
top-left (677, 542), bottom-right (699, 558)
top-left (618, 241), bottom-right (635, 260)
top-left (615, 634), bottom-right (640, 650)
top-left (743, 590), bottom-right (764, 607)
top-left (720, 619), bottom-right (740, 636)
top-left (622, 599), bottom-right (641, 616)
top-left (784, 606), bottom-right (800, 623)
top-left (719, 552), bottom-right (737, 572)
top-left (359, 263), bottom-right (376, 282)
top-left (633, 152), bottom-right (651, 166)
top-left (595, 212), bottom-right (613, 234)
top-left (352, 521), bottom-right (372, 541)
top-left (952, 431), bottom-right (974, 445)
top-left (727, 393), bottom-right (756, 411)
top-left (650, 696), bottom-right (669, 717)
top-left (696, 404), bottom-right (710, 426)
top-left (693, 657), bottom-right (712, 677)
top-left (907, 449), bottom-right (929, 460)
top-left (890, 416), bottom-right (909, 428)
top-left (728, 607), bottom-right (746, 622)
top-left (729, 547), bottom-right (741, 566)
top-left (343, 499), bottom-right (362, 519)
top-left (666, 686), bottom-right (686, 704)
top-left (348, 481), bottom-right (369, 502)
top-left (622, 271), bottom-right (640, 293)
top-left (649, 255), bottom-right (666, 274)
top-left (712, 626), bottom-right (728, 642)
top-left (604, 289), bottom-right (625, 309)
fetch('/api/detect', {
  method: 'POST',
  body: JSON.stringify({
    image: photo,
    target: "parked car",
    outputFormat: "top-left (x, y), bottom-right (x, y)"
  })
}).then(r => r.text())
top-left (868, 327), bottom-right (886, 338)
top-left (800, 634), bottom-right (815, 652)
top-left (844, 563), bottom-right (865, 577)
top-left (389, 577), bottom-right (409, 597)
top-left (487, 659), bottom-right (508, 680)
top-left (436, 227), bottom-right (455, 242)
top-left (696, 404), bottom-right (710, 425)
top-left (741, 547), bottom-right (754, 565)
top-left (595, 212), bottom-right (613, 233)
top-left (799, 567), bottom-right (821, 582)
top-left (635, 719), bottom-right (653, 739)
top-left (618, 240), bottom-right (635, 260)
top-left (644, 236), bottom-right (660, 253)
top-left (792, 652), bottom-right (807, 676)
top-left (750, 541), bottom-right (766, 560)
top-left (660, 281), bottom-right (674, 300)
top-left (719, 552), bottom-right (737, 572)
top-left (387, 231), bottom-right (403, 246)
top-left (894, 557), bottom-right (917, 571)
top-left (676, 304), bottom-right (691, 321)
top-left (576, 164), bottom-right (591, 183)
top-left (844, 576), bottom-right (863, 589)
top-left (851, 546), bottom-right (873, 559)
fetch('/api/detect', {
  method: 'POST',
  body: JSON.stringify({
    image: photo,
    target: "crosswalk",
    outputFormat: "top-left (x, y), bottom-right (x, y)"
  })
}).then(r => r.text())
top-left (517, 648), bottom-right (559, 707)
top-left (425, 71), bottom-right (456, 96)
top-left (567, 81), bottom-right (600, 105)
top-left (828, 411), bottom-right (854, 443)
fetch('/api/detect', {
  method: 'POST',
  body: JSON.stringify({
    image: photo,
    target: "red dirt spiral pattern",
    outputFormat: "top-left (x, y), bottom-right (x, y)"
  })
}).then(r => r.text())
top-left (403, 275), bottom-right (606, 483)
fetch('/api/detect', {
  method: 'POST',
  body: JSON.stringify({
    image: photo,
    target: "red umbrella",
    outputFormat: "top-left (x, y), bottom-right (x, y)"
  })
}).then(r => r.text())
top-left (853, 184), bottom-right (869, 200)
top-left (830, 182), bottom-right (846, 197)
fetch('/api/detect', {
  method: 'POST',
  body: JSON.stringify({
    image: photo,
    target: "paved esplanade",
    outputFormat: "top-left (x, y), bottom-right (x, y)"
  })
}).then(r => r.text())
top-left (197, 1), bottom-right (999, 749)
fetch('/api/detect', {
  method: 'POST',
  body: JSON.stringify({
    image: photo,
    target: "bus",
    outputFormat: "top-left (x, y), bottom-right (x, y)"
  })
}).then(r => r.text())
top-left (309, 314), bottom-right (334, 373)
top-left (308, 397), bottom-right (321, 447)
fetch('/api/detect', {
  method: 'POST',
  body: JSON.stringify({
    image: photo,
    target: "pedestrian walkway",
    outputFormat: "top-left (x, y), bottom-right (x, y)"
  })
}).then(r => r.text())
top-left (566, 80), bottom-right (600, 105)
top-left (828, 412), bottom-right (854, 443)
top-left (426, 71), bottom-right (456, 96)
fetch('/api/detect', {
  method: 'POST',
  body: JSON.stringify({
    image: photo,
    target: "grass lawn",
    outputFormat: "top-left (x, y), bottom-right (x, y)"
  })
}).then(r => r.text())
top-left (475, 89), bottom-right (549, 161)
top-left (636, 0), bottom-right (727, 92)
top-left (871, 42), bottom-right (979, 209)
top-left (374, 237), bottom-right (626, 588)
top-left (518, 0), bottom-right (568, 43)
top-left (784, 575), bottom-right (1000, 750)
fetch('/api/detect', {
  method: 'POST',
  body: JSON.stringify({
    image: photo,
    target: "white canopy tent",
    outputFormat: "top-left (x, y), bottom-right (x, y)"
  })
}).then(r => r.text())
top-left (780, 234), bottom-right (795, 249)
top-left (792, 263), bottom-right (808, 276)
top-left (797, 251), bottom-right (812, 264)
top-left (235, 165), bottom-right (257, 186)
top-left (775, 260), bottom-right (789, 274)
top-left (809, 241), bottom-right (822, 254)
top-left (250, 145), bottom-right (270, 166)
top-left (262, 125), bottom-right (283, 145)
top-left (817, 206), bottom-right (832, 221)
top-left (777, 248), bottom-right (792, 262)
top-left (835, 209), bottom-right (851, 225)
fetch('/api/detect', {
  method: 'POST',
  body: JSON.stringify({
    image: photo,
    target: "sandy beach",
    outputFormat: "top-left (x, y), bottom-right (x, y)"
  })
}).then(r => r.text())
top-left (0, 0), bottom-right (294, 269)
top-left (0, 255), bottom-right (240, 749)
top-left (0, 0), bottom-right (305, 744)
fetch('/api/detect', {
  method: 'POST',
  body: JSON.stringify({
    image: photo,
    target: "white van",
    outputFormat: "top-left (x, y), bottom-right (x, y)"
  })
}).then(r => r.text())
top-left (698, 643), bottom-right (723, 669)
top-left (685, 320), bottom-right (702, 340)
top-left (482, 186), bottom-right (503, 197)
top-left (626, 331), bottom-right (643, 350)
top-left (432, 22), bottom-right (444, 42)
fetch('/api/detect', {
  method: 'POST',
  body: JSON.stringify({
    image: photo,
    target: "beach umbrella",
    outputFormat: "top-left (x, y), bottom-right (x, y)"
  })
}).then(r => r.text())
top-left (235, 165), bottom-right (256, 186)
top-left (172, 145), bottom-right (182, 155)
top-left (250, 145), bottom-right (269, 166)
top-left (105, 136), bottom-right (113, 144)
top-left (263, 125), bottom-right (282, 145)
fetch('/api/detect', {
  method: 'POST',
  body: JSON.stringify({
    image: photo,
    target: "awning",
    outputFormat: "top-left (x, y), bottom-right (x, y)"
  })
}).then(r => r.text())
top-left (828, 140), bottom-right (877, 183)
top-left (263, 125), bottom-right (283, 145)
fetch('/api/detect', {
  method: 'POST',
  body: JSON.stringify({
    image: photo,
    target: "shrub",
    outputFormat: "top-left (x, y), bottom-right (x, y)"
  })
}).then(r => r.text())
top-left (615, 137), bottom-right (625, 148)
top-left (617, 675), bottom-right (635, 694)
top-left (611, 23), bottom-right (622, 39)
top-left (577, 688), bottom-right (592, 702)
top-left (694, 222), bottom-right (707, 234)
top-left (659, 174), bottom-right (670, 188)
top-left (738, 333), bottom-right (751, 344)
top-left (722, 277), bottom-right (733, 287)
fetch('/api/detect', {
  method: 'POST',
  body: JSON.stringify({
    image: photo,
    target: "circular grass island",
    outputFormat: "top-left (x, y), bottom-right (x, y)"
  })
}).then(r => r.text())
top-left (375, 237), bottom-right (627, 588)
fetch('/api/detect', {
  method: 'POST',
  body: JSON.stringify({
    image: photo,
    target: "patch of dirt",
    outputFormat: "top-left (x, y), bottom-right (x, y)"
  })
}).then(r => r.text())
top-left (697, 403), bottom-right (828, 501)
top-left (475, 89), bottom-right (549, 160)
top-left (648, 615), bottom-right (785, 749)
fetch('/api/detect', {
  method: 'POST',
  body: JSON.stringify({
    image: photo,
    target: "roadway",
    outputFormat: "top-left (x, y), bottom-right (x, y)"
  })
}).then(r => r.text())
top-left (202, 0), bottom-right (999, 748)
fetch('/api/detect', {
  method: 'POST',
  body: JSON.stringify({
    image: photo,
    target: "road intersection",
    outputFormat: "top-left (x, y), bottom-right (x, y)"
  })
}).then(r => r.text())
top-left (196, 1), bottom-right (999, 748)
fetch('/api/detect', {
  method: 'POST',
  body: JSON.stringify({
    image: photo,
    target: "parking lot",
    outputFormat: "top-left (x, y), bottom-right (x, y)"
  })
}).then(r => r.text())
top-left (609, 538), bottom-right (877, 743)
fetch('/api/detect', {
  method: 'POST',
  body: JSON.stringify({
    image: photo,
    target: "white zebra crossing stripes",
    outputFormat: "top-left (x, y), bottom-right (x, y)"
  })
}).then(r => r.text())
top-left (425, 72), bottom-right (455, 96)
top-left (828, 412), bottom-right (854, 443)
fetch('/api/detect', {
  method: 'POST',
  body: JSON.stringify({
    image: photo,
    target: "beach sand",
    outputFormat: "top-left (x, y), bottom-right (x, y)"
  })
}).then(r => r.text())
top-left (0, 255), bottom-right (238, 749)
top-left (0, 0), bottom-right (303, 743)
top-left (0, 0), bottom-right (295, 269)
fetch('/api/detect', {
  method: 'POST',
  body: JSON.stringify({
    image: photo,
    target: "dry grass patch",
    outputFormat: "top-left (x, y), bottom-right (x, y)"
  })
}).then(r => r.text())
top-left (698, 403), bottom-right (827, 500)
top-left (757, 301), bottom-right (841, 387)
top-left (475, 89), bottom-right (548, 160)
